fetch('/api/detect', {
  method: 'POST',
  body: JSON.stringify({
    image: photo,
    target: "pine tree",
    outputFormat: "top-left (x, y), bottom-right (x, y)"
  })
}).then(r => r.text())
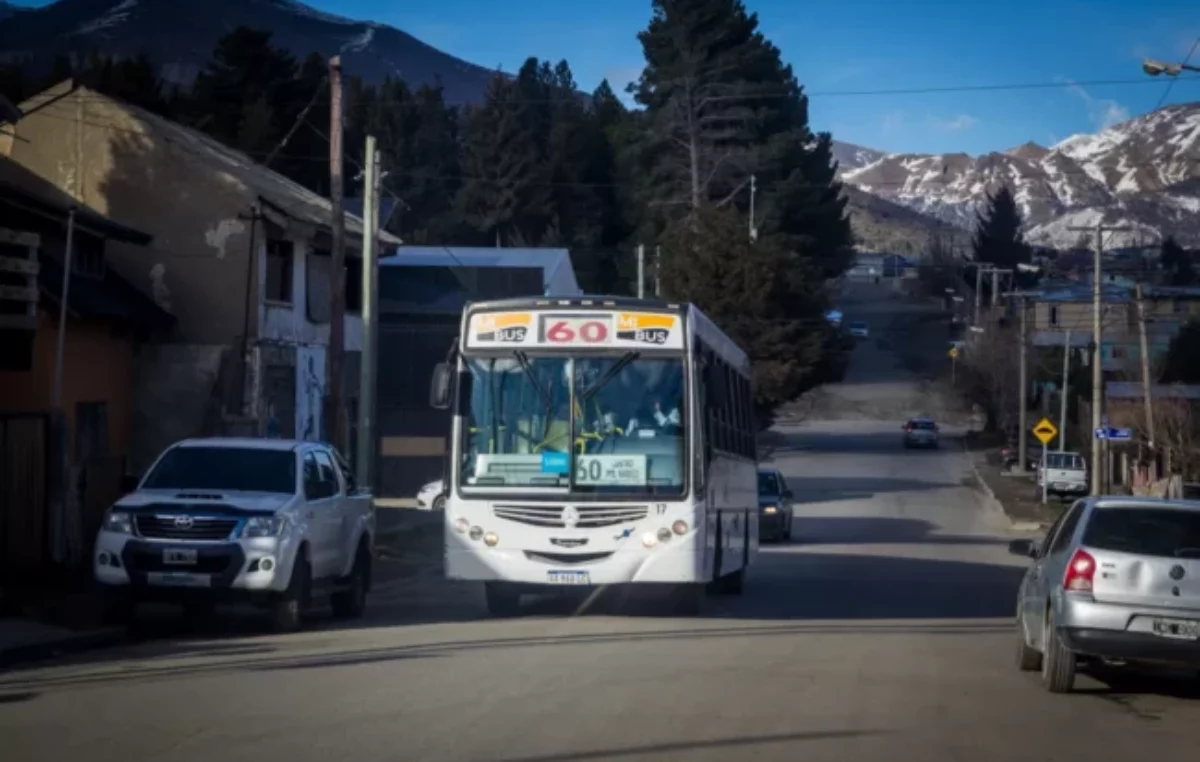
top-left (659, 206), bottom-right (823, 425)
top-left (971, 186), bottom-right (1031, 268)
top-left (1161, 319), bottom-right (1200, 383)
top-left (1160, 236), bottom-right (1195, 286)
top-left (457, 74), bottom-right (546, 245)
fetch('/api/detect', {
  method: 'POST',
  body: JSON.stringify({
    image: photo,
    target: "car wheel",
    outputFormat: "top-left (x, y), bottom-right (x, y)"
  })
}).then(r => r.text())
top-left (1041, 609), bottom-right (1077, 693)
top-left (784, 514), bottom-right (794, 541)
top-left (433, 494), bottom-right (446, 512)
top-left (332, 543), bottom-right (370, 619)
top-left (484, 582), bottom-right (521, 617)
top-left (272, 552), bottom-right (311, 633)
top-left (1016, 608), bottom-right (1041, 672)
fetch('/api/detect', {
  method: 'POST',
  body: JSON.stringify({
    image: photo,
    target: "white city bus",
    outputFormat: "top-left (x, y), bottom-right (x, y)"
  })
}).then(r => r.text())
top-left (429, 296), bottom-right (758, 615)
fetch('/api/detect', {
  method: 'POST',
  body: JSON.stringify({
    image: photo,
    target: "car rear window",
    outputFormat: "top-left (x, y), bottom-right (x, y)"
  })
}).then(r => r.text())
top-left (1082, 507), bottom-right (1200, 559)
top-left (1046, 453), bottom-right (1085, 470)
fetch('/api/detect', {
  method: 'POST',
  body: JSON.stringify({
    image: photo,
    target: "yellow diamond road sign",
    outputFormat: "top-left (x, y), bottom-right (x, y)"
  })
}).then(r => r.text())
top-left (1033, 418), bottom-right (1058, 445)
top-left (948, 346), bottom-right (959, 359)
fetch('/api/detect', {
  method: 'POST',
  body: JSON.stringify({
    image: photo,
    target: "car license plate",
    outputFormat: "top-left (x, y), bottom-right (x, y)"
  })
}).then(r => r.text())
top-left (163, 548), bottom-right (198, 565)
top-left (547, 570), bottom-right (591, 585)
top-left (146, 572), bottom-right (210, 588)
top-left (1151, 618), bottom-right (1200, 640)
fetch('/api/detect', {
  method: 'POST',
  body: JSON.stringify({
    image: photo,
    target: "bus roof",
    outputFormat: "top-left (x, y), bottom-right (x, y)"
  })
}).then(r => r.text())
top-left (462, 295), bottom-right (750, 373)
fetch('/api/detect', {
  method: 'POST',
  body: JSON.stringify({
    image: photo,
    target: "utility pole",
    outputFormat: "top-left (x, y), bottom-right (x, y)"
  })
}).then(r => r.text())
top-left (654, 245), bottom-right (661, 297)
top-left (51, 208), bottom-right (76, 411)
top-left (1059, 328), bottom-right (1071, 452)
top-left (974, 266), bottom-right (983, 326)
top-left (748, 174), bottom-right (758, 242)
top-left (1069, 222), bottom-right (1130, 495)
top-left (327, 54), bottom-right (346, 450)
top-left (356, 135), bottom-right (380, 489)
top-left (636, 243), bottom-right (645, 298)
top-left (992, 268), bottom-right (1002, 308)
top-left (1017, 295), bottom-right (1029, 473)
top-left (1136, 282), bottom-right (1155, 451)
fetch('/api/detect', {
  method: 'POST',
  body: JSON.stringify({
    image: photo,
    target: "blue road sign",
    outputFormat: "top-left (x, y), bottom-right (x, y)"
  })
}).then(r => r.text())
top-left (1094, 427), bottom-right (1133, 441)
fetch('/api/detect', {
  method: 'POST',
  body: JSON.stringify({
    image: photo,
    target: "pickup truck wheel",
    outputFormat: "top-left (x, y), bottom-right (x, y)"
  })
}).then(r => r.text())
top-left (332, 545), bottom-right (370, 619)
top-left (272, 554), bottom-right (311, 633)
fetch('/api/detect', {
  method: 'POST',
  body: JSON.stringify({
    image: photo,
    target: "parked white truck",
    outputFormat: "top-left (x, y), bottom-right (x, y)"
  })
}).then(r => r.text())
top-left (94, 438), bottom-right (374, 631)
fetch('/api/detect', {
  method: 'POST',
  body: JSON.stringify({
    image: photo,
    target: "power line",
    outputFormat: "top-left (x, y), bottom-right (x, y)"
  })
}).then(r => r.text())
top-left (1154, 37), bottom-right (1200, 111)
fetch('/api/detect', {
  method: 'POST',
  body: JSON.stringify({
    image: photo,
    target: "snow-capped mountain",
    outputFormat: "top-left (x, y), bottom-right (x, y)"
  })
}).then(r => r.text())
top-left (841, 104), bottom-right (1200, 249)
top-left (0, 0), bottom-right (499, 105)
top-left (831, 140), bottom-right (888, 176)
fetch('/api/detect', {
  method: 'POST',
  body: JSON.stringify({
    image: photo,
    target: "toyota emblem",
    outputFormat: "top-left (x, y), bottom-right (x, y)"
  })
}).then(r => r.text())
top-left (562, 506), bottom-right (580, 529)
top-left (173, 515), bottom-right (195, 529)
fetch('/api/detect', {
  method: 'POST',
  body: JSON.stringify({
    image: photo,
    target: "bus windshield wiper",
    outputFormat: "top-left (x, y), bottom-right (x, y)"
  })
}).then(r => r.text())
top-left (579, 351), bottom-right (640, 402)
top-left (513, 350), bottom-right (552, 407)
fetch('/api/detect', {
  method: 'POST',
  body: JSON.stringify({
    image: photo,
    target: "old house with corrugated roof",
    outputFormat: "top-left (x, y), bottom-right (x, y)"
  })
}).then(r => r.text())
top-left (2, 81), bottom-right (400, 471)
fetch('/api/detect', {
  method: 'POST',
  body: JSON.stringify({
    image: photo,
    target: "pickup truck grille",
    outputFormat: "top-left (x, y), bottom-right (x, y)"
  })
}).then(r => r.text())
top-left (135, 515), bottom-right (239, 541)
top-left (493, 504), bottom-right (649, 528)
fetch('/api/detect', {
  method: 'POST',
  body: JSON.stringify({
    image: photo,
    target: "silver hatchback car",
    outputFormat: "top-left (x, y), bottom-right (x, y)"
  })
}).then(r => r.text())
top-left (1009, 496), bottom-right (1200, 692)
top-left (902, 418), bottom-right (939, 448)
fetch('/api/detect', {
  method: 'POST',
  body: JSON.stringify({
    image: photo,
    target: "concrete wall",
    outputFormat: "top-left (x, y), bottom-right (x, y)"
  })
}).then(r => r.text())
top-left (128, 343), bottom-right (226, 472)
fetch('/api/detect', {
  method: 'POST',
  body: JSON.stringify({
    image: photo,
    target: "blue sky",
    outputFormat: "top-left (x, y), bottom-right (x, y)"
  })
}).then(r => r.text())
top-left (14, 0), bottom-right (1200, 154)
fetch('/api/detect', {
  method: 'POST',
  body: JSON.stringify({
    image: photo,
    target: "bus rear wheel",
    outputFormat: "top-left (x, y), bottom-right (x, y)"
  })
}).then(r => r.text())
top-left (484, 582), bottom-right (521, 617)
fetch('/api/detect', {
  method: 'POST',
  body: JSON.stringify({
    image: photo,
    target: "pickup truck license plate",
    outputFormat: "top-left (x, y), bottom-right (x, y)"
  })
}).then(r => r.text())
top-left (163, 548), bottom-right (198, 565)
top-left (1152, 618), bottom-right (1200, 640)
top-left (147, 572), bottom-right (210, 588)
top-left (547, 570), bottom-right (591, 585)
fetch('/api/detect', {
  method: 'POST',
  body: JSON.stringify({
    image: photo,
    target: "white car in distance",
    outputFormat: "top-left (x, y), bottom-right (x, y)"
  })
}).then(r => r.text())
top-left (416, 479), bottom-right (446, 511)
top-left (93, 438), bottom-right (375, 631)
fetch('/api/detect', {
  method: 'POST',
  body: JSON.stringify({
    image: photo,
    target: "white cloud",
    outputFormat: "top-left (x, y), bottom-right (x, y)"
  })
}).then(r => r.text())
top-left (928, 113), bottom-right (978, 131)
top-left (1063, 79), bottom-right (1131, 129)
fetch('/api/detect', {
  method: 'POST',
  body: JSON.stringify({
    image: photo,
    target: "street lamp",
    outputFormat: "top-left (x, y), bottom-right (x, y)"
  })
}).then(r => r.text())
top-left (1143, 58), bottom-right (1200, 77)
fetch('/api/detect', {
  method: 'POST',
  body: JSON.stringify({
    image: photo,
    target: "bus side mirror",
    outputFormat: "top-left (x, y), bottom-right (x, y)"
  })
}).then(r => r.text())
top-left (430, 363), bottom-right (451, 410)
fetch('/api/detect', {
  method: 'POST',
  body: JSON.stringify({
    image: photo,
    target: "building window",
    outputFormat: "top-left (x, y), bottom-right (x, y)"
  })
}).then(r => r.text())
top-left (75, 401), bottom-right (109, 462)
top-left (71, 236), bottom-right (106, 279)
top-left (1049, 306), bottom-right (1058, 326)
top-left (265, 239), bottom-right (293, 304)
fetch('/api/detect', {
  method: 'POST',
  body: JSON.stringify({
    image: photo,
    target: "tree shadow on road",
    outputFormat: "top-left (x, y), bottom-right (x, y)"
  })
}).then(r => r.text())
top-left (791, 516), bottom-right (1008, 546)
top-left (488, 729), bottom-right (889, 762)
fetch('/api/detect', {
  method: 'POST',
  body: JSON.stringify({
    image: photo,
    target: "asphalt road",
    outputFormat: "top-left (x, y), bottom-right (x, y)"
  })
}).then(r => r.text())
top-left (3, 285), bottom-right (1199, 761)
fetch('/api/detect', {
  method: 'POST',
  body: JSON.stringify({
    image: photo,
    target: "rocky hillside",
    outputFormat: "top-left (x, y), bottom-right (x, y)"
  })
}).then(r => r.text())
top-left (842, 104), bottom-right (1200, 248)
top-left (0, 0), bottom-right (500, 104)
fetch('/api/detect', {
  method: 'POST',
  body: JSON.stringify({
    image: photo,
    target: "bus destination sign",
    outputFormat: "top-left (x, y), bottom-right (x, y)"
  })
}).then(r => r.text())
top-left (466, 310), bottom-right (684, 350)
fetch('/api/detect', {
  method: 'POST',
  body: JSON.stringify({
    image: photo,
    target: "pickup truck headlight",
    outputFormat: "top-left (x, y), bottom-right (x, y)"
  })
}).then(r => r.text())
top-left (103, 510), bottom-right (133, 534)
top-left (240, 515), bottom-right (288, 538)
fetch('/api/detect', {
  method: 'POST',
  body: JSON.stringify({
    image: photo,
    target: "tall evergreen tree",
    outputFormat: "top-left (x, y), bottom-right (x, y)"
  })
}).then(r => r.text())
top-left (1160, 235), bottom-right (1195, 286)
top-left (971, 186), bottom-right (1031, 268)
top-left (457, 75), bottom-right (547, 246)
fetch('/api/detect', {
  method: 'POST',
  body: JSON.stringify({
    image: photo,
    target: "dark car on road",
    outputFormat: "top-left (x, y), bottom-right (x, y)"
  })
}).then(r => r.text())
top-left (758, 469), bottom-right (794, 542)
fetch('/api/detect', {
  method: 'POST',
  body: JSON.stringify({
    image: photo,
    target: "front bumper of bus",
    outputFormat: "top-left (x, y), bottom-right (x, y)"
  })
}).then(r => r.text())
top-left (444, 525), bottom-right (706, 584)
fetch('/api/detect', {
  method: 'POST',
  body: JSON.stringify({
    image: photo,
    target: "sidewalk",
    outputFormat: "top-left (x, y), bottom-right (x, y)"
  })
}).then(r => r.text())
top-left (963, 433), bottom-right (1065, 529)
top-left (0, 585), bottom-right (126, 670)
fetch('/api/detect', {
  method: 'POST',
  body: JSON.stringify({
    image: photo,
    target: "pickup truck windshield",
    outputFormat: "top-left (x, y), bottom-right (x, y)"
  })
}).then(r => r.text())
top-left (142, 447), bottom-right (297, 494)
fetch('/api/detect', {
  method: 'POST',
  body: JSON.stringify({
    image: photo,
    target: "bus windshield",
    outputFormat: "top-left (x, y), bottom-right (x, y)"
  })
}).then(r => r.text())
top-left (460, 354), bottom-right (687, 496)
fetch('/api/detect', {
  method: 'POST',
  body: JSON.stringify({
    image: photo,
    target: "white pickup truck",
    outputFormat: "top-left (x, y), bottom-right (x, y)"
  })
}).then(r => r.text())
top-left (94, 437), bottom-right (374, 631)
top-left (1036, 451), bottom-right (1089, 501)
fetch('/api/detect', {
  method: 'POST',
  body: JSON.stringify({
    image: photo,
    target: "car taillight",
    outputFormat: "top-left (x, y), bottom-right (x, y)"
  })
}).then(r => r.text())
top-left (905, 425), bottom-right (913, 432)
top-left (1063, 549), bottom-right (1095, 592)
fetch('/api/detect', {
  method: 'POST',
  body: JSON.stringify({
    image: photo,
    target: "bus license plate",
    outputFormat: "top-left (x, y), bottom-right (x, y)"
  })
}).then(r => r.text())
top-left (547, 570), bottom-right (591, 585)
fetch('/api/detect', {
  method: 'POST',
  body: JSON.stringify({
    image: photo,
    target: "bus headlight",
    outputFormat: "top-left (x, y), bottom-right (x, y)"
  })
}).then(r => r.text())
top-left (671, 520), bottom-right (688, 536)
top-left (642, 532), bottom-right (658, 548)
top-left (657, 527), bottom-right (672, 543)
top-left (454, 518), bottom-right (470, 534)
top-left (484, 532), bottom-right (499, 547)
top-left (469, 526), bottom-right (483, 541)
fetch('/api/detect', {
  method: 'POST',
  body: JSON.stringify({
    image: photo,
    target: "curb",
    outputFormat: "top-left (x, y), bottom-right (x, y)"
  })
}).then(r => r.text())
top-left (958, 437), bottom-right (1047, 532)
top-left (0, 628), bottom-right (127, 671)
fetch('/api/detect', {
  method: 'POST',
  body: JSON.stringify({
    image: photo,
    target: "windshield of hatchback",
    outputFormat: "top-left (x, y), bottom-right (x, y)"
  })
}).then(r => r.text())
top-left (142, 447), bottom-right (297, 493)
top-left (758, 472), bottom-right (781, 495)
top-left (1083, 507), bottom-right (1200, 559)
top-left (908, 420), bottom-right (936, 430)
top-left (460, 354), bottom-right (687, 495)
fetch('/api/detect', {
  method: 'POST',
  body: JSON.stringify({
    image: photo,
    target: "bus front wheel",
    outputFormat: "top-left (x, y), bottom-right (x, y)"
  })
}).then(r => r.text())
top-left (485, 582), bottom-right (521, 617)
